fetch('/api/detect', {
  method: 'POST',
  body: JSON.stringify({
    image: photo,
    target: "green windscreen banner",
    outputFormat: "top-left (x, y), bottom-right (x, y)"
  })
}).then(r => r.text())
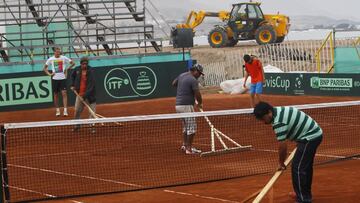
top-left (0, 60), bottom-right (189, 112)
top-left (0, 76), bottom-right (52, 106)
top-left (263, 73), bottom-right (360, 96)
top-left (94, 61), bottom-right (188, 103)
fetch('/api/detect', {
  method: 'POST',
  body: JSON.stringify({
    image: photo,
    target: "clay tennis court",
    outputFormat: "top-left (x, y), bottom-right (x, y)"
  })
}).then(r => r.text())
top-left (1, 93), bottom-right (359, 203)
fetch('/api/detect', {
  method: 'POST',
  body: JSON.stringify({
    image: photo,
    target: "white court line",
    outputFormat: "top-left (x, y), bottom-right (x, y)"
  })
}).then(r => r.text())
top-left (321, 123), bottom-right (360, 127)
top-left (11, 141), bottom-right (359, 160)
top-left (12, 138), bottom-right (209, 160)
top-left (316, 153), bottom-right (360, 160)
top-left (188, 143), bottom-right (360, 161)
top-left (8, 146), bottom-right (358, 202)
top-left (9, 164), bottom-right (143, 188)
top-left (11, 150), bottom-right (99, 159)
top-left (163, 189), bottom-right (240, 203)
top-left (10, 186), bottom-right (56, 198)
top-left (254, 148), bottom-right (360, 160)
top-left (8, 163), bottom-right (142, 202)
top-left (9, 163), bottom-right (238, 203)
top-left (9, 186), bottom-right (83, 203)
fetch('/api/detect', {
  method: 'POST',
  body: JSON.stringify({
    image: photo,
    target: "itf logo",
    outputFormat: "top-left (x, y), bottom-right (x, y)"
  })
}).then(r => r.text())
top-left (104, 66), bottom-right (157, 99)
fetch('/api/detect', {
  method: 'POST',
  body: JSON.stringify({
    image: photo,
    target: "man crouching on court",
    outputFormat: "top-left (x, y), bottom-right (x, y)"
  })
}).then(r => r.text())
top-left (254, 101), bottom-right (323, 203)
top-left (70, 57), bottom-right (96, 132)
top-left (172, 64), bottom-right (204, 155)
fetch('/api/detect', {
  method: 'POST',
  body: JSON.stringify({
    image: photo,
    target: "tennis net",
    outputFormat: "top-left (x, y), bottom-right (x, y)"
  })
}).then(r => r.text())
top-left (1, 100), bottom-right (360, 202)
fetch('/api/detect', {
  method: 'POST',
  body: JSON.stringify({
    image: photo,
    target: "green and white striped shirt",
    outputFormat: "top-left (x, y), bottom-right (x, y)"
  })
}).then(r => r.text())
top-left (272, 107), bottom-right (323, 142)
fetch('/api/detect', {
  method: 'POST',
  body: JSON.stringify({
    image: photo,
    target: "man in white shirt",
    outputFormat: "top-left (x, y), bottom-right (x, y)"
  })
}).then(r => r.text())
top-left (43, 47), bottom-right (75, 116)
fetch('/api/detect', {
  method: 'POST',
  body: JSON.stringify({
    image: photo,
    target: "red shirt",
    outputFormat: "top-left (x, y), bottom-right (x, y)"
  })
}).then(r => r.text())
top-left (79, 69), bottom-right (87, 96)
top-left (245, 58), bottom-right (263, 84)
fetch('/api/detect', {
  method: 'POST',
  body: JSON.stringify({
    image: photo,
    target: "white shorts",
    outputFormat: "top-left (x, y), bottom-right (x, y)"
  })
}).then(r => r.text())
top-left (176, 105), bottom-right (196, 135)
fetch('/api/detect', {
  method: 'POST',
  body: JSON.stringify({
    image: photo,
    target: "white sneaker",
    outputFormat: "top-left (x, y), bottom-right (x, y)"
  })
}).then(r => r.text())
top-left (63, 108), bottom-right (68, 117)
top-left (185, 149), bottom-right (195, 155)
top-left (181, 145), bottom-right (201, 153)
top-left (185, 147), bottom-right (201, 155)
top-left (191, 147), bottom-right (201, 153)
top-left (56, 108), bottom-right (61, 117)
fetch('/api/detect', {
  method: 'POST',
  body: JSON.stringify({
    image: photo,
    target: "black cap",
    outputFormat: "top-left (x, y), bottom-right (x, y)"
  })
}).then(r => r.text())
top-left (192, 64), bottom-right (204, 75)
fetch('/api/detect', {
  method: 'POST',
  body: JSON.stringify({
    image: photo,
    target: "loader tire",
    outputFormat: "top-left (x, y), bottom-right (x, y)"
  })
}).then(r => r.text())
top-left (255, 25), bottom-right (277, 45)
top-left (208, 27), bottom-right (228, 48)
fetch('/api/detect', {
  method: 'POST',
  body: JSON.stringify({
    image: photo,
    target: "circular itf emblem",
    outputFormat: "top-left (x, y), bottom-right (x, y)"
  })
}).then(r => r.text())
top-left (104, 67), bottom-right (157, 99)
top-left (104, 68), bottom-right (131, 98)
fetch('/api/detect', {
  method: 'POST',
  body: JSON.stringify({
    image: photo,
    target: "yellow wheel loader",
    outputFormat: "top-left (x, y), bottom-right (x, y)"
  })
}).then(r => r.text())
top-left (172, 2), bottom-right (290, 48)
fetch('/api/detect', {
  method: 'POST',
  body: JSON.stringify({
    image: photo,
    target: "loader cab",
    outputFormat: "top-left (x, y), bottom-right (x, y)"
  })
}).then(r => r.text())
top-left (228, 3), bottom-right (265, 39)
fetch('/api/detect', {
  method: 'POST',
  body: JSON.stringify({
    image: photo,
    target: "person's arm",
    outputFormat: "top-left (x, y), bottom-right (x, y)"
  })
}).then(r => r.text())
top-left (70, 67), bottom-right (77, 91)
top-left (192, 78), bottom-right (203, 109)
top-left (172, 78), bottom-right (178, 87)
top-left (68, 60), bottom-right (75, 69)
top-left (64, 58), bottom-right (75, 78)
top-left (278, 141), bottom-right (288, 170)
top-left (273, 118), bottom-right (289, 170)
top-left (83, 69), bottom-right (96, 100)
top-left (260, 61), bottom-right (265, 82)
top-left (243, 71), bottom-right (249, 88)
top-left (43, 64), bottom-right (53, 77)
top-left (194, 89), bottom-right (202, 109)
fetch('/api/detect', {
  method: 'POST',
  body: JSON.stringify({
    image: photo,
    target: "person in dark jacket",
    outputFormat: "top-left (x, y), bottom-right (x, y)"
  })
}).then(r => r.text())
top-left (70, 57), bottom-right (96, 131)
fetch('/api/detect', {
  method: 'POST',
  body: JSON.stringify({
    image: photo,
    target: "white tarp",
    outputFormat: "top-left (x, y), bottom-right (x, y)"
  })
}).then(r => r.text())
top-left (220, 77), bottom-right (251, 94)
top-left (263, 64), bottom-right (284, 73)
top-left (219, 64), bottom-right (283, 94)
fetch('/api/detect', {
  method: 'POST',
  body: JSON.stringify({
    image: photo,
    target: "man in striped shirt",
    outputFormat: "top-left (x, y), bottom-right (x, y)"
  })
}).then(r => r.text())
top-left (254, 102), bottom-right (323, 203)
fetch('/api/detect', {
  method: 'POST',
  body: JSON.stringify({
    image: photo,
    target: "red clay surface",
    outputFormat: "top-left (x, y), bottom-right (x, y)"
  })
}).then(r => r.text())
top-left (1, 93), bottom-right (360, 203)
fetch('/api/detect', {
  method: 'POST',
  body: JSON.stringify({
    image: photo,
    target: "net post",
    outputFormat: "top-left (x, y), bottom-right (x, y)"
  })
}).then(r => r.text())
top-left (0, 125), bottom-right (10, 203)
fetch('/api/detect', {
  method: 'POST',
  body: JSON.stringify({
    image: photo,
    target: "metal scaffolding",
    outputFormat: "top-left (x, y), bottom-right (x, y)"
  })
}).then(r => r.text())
top-left (0, 0), bottom-right (162, 64)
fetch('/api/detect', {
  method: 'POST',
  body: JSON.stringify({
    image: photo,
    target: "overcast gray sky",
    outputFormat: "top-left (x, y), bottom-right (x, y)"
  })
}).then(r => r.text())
top-left (151, 0), bottom-right (360, 21)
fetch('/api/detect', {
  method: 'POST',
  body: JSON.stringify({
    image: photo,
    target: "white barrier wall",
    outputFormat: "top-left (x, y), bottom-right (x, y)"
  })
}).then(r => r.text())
top-left (195, 38), bottom-right (357, 87)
